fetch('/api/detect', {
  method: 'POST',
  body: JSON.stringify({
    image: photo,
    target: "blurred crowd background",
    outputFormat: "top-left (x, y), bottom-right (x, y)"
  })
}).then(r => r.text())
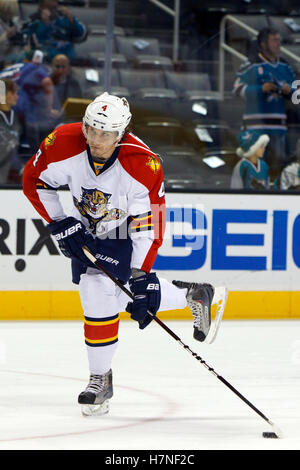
top-left (1, 0), bottom-right (300, 192)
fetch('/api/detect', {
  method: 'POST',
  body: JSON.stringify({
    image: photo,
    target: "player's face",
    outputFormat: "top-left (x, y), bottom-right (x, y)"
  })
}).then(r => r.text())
top-left (86, 127), bottom-right (119, 160)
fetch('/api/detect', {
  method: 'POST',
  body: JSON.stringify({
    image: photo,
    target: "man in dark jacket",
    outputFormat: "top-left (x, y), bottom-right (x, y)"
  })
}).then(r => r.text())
top-left (50, 53), bottom-right (82, 108)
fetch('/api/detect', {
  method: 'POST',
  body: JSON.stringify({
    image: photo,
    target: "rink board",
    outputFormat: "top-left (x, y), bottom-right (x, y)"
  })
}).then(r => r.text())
top-left (0, 189), bottom-right (300, 320)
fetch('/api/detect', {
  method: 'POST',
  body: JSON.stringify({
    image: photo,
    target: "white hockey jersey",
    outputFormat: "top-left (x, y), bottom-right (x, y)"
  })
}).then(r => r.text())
top-left (23, 122), bottom-right (166, 280)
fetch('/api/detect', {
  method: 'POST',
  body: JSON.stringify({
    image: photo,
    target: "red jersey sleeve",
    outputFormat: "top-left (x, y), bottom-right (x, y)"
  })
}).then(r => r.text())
top-left (119, 146), bottom-right (166, 272)
top-left (23, 123), bottom-right (85, 223)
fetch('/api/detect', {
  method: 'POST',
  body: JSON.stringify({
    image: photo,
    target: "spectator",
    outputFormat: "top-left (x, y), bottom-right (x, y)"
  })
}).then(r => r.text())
top-left (233, 27), bottom-right (296, 181)
top-left (22, 0), bottom-right (87, 62)
top-left (14, 49), bottom-right (61, 154)
top-left (0, 78), bottom-right (21, 184)
top-left (231, 130), bottom-right (270, 190)
top-left (280, 138), bottom-right (300, 190)
top-left (0, 0), bottom-right (19, 62)
top-left (50, 53), bottom-right (82, 108)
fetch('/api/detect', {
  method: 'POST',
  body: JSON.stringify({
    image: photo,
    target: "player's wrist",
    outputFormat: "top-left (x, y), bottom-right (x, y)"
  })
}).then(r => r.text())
top-left (131, 268), bottom-right (147, 278)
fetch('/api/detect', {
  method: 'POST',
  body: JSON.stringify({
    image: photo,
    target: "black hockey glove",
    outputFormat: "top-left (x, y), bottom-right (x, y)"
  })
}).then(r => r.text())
top-left (126, 273), bottom-right (161, 329)
top-left (48, 216), bottom-right (95, 265)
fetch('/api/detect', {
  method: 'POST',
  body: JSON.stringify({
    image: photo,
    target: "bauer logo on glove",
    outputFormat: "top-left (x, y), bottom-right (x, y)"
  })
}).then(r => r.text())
top-left (146, 283), bottom-right (160, 291)
top-left (48, 216), bottom-right (96, 265)
top-left (126, 273), bottom-right (161, 330)
top-left (53, 222), bottom-right (82, 240)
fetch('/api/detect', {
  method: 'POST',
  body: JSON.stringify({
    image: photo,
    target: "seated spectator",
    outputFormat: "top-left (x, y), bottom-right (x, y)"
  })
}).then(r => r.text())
top-left (231, 130), bottom-right (270, 190)
top-left (0, 78), bottom-right (21, 184)
top-left (50, 53), bottom-right (82, 108)
top-left (0, 0), bottom-right (20, 62)
top-left (280, 138), bottom-right (300, 190)
top-left (21, 0), bottom-right (87, 62)
top-left (14, 49), bottom-right (62, 154)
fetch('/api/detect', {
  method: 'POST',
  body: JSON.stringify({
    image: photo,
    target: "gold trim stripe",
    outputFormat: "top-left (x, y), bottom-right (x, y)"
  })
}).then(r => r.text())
top-left (1, 291), bottom-right (300, 320)
top-left (134, 223), bottom-right (154, 228)
top-left (84, 316), bottom-right (119, 326)
top-left (132, 214), bottom-right (152, 221)
top-left (85, 334), bottom-right (118, 344)
top-left (130, 223), bottom-right (154, 230)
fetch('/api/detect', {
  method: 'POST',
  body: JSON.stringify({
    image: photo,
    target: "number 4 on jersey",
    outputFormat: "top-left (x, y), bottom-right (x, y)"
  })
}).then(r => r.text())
top-left (33, 149), bottom-right (42, 167)
top-left (158, 182), bottom-right (165, 198)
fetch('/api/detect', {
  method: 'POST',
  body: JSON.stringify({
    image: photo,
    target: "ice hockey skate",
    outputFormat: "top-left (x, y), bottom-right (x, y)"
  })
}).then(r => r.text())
top-left (172, 281), bottom-right (228, 344)
top-left (78, 369), bottom-right (113, 416)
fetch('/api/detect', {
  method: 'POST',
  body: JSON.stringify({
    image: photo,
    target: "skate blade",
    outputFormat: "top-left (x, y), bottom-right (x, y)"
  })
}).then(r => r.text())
top-left (205, 286), bottom-right (228, 344)
top-left (81, 400), bottom-right (109, 417)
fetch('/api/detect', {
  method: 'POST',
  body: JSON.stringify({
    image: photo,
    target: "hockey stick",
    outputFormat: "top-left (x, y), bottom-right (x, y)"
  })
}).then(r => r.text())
top-left (82, 245), bottom-right (283, 438)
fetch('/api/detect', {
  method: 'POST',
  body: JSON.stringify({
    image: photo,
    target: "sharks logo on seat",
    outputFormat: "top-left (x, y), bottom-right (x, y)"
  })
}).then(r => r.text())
top-left (73, 187), bottom-right (126, 234)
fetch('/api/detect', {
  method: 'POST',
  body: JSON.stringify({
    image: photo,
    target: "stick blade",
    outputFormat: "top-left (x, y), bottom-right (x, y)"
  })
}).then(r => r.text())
top-left (205, 286), bottom-right (228, 344)
top-left (262, 432), bottom-right (278, 439)
top-left (263, 421), bottom-right (283, 439)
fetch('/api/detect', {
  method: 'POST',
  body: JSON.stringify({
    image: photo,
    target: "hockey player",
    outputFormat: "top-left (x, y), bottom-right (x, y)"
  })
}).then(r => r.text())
top-left (22, 92), bottom-right (227, 416)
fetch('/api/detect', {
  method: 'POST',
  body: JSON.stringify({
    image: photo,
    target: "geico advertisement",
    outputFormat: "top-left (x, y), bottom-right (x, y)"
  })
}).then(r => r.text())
top-left (0, 190), bottom-right (299, 291)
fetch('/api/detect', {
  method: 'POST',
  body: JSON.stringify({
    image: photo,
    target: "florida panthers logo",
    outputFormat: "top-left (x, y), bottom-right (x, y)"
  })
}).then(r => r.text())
top-left (146, 155), bottom-right (161, 174)
top-left (44, 131), bottom-right (56, 148)
top-left (73, 187), bottom-right (126, 234)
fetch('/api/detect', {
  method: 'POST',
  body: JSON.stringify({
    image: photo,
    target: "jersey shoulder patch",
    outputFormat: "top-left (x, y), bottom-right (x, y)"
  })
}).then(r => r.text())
top-left (117, 133), bottom-right (163, 189)
top-left (40, 122), bottom-right (86, 164)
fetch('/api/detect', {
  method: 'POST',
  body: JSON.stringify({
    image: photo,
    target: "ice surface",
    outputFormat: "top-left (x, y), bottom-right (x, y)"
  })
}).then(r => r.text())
top-left (0, 319), bottom-right (299, 450)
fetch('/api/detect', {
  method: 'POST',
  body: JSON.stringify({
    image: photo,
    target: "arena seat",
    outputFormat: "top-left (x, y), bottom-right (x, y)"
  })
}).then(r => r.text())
top-left (88, 52), bottom-right (128, 69)
top-left (115, 36), bottom-right (170, 68)
top-left (164, 71), bottom-right (212, 100)
top-left (190, 122), bottom-right (238, 153)
top-left (75, 35), bottom-right (112, 55)
top-left (132, 118), bottom-right (190, 149)
top-left (202, 149), bottom-right (240, 170)
top-left (134, 55), bottom-right (173, 70)
top-left (164, 173), bottom-right (204, 190)
top-left (66, 67), bottom-right (128, 100)
top-left (156, 144), bottom-right (232, 188)
top-left (71, 66), bottom-right (121, 96)
top-left (156, 145), bottom-right (203, 175)
top-left (119, 69), bottom-right (173, 99)
top-left (216, 98), bottom-right (245, 131)
top-left (74, 36), bottom-right (119, 65)
top-left (70, 6), bottom-right (107, 25)
top-left (86, 25), bottom-right (125, 37)
top-left (83, 85), bottom-right (130, 100)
